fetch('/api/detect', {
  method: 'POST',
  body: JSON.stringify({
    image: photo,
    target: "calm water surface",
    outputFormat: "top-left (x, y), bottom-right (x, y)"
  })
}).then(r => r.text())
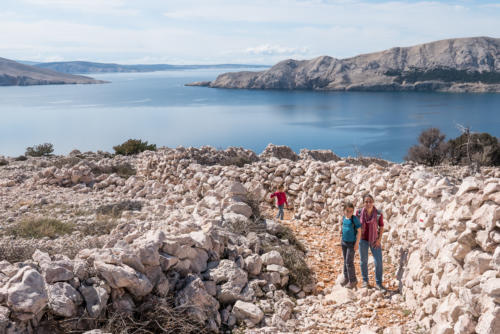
top-left (1, 68), bottom-right (499, 162)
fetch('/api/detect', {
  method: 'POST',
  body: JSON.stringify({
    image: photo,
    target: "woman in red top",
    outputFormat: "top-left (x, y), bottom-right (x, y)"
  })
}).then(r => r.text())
top-left (356, 194), bottom-right (384, 290)
top-left (270, 185), bottom-right (289, 220)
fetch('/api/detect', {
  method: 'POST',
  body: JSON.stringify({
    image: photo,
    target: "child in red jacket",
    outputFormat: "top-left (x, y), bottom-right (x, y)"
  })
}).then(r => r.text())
top-left (270, 185), bottom-right (289, 220)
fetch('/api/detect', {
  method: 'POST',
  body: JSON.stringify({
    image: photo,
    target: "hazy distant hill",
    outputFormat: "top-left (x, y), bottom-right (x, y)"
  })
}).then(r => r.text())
top-left (35, 61), bottom-right (269, 74)
top-left (0, 58), bottom-right (105, 86)
top-left (188, 37), bottom-right (500, 93)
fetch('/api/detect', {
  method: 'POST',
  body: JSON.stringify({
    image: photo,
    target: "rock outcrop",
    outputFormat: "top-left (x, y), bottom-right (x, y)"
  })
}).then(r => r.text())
top-left (188, 37), bottom-right (500, 93)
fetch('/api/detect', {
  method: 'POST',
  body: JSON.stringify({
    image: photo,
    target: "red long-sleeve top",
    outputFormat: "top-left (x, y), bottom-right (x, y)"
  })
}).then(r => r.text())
top-left (270, 191), bottom-right (288, 206)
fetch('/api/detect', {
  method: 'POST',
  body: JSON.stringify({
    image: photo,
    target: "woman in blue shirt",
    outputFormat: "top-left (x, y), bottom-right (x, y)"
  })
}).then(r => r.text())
top-left (340, 202), bottom-right (361, 289)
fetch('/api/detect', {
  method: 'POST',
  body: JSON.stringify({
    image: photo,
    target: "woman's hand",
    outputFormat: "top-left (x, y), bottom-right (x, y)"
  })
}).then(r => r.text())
top-left (374, 239), bottom-right (381, 248)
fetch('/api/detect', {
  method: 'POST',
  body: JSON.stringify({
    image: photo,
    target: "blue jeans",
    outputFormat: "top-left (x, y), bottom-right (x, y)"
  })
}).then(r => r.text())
top-left (276, 205), bottom-right (284, 220)
top-left (359, 239), bottom-right (383, 285)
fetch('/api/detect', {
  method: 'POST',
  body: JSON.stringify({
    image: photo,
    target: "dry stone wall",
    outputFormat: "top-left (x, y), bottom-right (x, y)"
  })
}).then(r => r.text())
top-left (0, 144), bottom-right (499, 333)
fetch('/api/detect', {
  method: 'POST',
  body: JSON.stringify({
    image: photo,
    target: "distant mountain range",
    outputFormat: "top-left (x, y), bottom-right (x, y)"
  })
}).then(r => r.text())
top-left (0, 58), bottom-right (105, 86)
top-left (187, 37), bottom-right (500, 93)
top-left (33, 61), bottom-right (269, 74)
top-left (0, 58), bottom-right (269, 86)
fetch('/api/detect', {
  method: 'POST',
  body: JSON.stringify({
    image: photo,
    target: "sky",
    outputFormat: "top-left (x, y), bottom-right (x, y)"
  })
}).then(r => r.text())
top-left (1, 0), bottom-right (499, 65)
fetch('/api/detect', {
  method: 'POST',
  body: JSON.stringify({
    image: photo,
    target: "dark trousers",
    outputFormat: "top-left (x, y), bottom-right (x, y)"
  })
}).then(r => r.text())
top-left (342, 241), bottom-right (357, 283)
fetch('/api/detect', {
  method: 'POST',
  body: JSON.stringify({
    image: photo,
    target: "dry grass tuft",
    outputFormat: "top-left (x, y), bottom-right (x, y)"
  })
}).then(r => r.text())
top-left (6, 218), bottom-right (74, 239)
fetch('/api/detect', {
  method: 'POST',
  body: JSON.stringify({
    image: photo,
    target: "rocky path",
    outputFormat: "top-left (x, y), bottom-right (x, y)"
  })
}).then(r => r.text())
top-left (260, 205), bottom-right (415, 333)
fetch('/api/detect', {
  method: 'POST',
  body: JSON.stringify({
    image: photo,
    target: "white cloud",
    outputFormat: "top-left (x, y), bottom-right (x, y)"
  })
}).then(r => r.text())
top-left (20, 0), bottom-right (139, 15)
top-left (2, 1), bottom-right (500, 64)
top-left (245, 44), bottom-right (309, 56)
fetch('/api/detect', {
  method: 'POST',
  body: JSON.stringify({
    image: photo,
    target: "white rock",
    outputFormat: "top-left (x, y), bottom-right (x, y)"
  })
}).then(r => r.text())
top-left (475, 306), bottom-right (500, 334)
top-left (324, 286), bottom-right (356, 305)
top-left (94, 261), bottom-right (153, 297)
top-left (176, 276), bottom-right (220, 331)
top-left (6, 268), bottom-right (48, 316)
top-left (482, 278), bottom-right (500, 303)
top-left (232, 300), bottom-right (264, 327)
top-left (261, 250), bottom-right (284, 266)
top-left (456, 177), bottom-right (481, 197)
top-left (454, 313), bottom-right (476, 334)
top-left (47, 282), bottom-right (83, 317)
top-left (266, 264), bottom-right (289, 276)
top-left (244, 254), bottom-right (263, 276)
top-left (42, 260), bottom-right (74, 283)
top-left (79, 284), bottom-right (109, 318)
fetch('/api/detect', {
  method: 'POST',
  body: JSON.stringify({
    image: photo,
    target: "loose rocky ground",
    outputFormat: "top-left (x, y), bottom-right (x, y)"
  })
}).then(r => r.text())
top-left (0, 144), bottom-right (498, 334)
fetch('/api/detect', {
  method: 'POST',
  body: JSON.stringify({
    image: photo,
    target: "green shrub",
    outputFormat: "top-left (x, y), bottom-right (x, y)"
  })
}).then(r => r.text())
top-left (0, 159), bottom-right (8, 166)
top-left (7, 218), bottom-right (74, 239)
top-left (113, 139), bottom-right (156, 155)
top-left (15, 155), bottom-right (27, 161)
top-left (25, 143), bottom-right (54, 157)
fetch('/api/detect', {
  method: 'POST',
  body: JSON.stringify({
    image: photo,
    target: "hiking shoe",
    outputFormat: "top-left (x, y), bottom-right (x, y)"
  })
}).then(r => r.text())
top-left (375, 284), bottom-right (386, 291)
top-left (340, 278), bottom-right (349, 287)
top-left (362, 281), bottom-right (370, 289)
top-left (346, 282), bottom-right (357, 289)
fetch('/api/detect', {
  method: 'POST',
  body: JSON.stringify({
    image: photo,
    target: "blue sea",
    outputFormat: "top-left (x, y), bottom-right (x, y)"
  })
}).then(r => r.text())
top-left (1, 68), bottom-right (499, 162)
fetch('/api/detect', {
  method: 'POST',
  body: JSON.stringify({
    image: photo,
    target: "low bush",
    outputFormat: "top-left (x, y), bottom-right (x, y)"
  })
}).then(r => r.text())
top-left (273, 224), bottom-right (306, 253)
top-left (25, 143), bottom-right (54, 157)
top-left (113, 139), bottom-right (156, 156)
top-left (112, 163), bottom-right (137, 178)
top-left (405, 128), bottom-right (448, 166)
top-left (448, 131), bottom-right (500, 166)
top-left (406, 127), bottom-right (500, 167)
top-left (0, 159), bottom-right (8, 166)
top-left (6, 218), bottom-right (74, 239)
top-left (15, 155), bottom-right (27, 161)
top-left (279, 244), bottom-right (314, 287)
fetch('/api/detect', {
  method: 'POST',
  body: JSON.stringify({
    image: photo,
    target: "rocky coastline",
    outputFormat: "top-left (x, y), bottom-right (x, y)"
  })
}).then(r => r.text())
top-left (187, 37), bottom-right (500, 93)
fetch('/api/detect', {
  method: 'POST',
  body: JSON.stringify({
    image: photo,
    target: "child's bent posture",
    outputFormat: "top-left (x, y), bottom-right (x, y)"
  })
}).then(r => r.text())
top-left (340, 202), bottom-right (361, 289)
top-left (270, 186), bottom-right (289, 220)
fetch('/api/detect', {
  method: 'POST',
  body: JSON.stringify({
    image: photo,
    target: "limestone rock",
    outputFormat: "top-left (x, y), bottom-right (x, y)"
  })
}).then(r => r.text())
top-left (176, 276), bottom-right (220, 331)
top-left (47, 282), bottom-right (83, 317)
top-left (6, 268), bottom-right (48, 316)
top-left (324, 286), bottom-right (356, 305)
top-left (261, 250), bottom-right (284, 266)
top-left (79, 284), bottom-right (109, 318)
top-left (94, 261), bottom-right (153, 297)
top-left (232, 300), bottom-right (264, 327)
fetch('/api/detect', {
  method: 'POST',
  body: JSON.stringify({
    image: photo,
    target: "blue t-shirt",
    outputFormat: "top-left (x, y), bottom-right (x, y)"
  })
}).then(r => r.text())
top-left (342, 216), bottom-right (361, 242)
